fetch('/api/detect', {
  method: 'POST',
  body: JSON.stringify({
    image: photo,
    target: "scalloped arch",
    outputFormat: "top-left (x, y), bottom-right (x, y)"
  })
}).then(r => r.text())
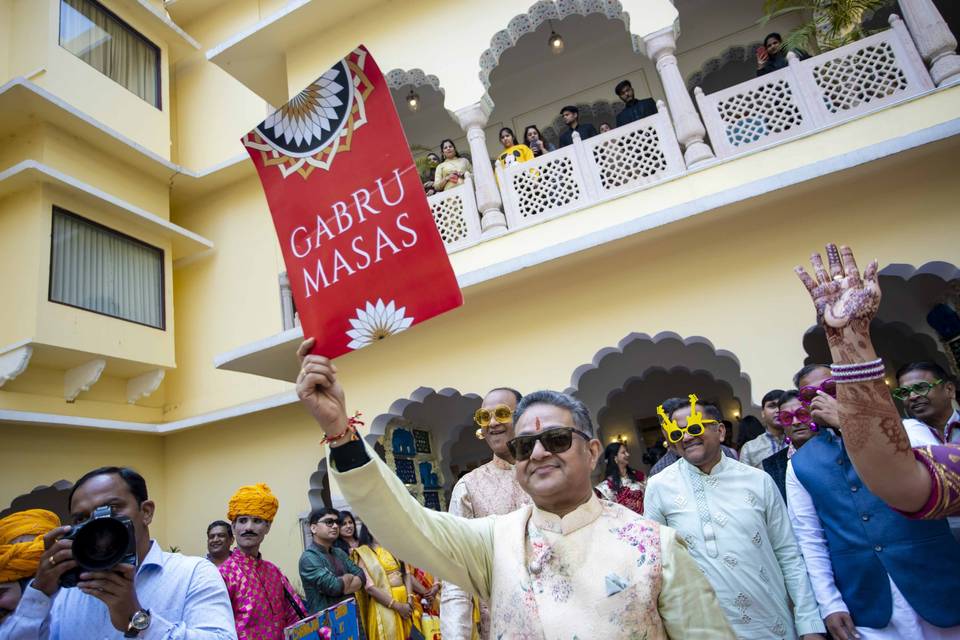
top-left (685, 42), bottom-right (763, 91)
top-left (478, 0), bottom-right (642, 93)
top-left (384, 68), bottom-right (444, 93)
top-left (568, 331), bottom-right (756, 423)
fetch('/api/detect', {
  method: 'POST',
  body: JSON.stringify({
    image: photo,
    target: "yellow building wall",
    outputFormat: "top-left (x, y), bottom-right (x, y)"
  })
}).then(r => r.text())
top-left (163, 177), bottom-right (291, 420)
top-left (0, 187), bottom-right (44, 345)
top-left (0, 424), bottom-right (168, 544)
top-left (5, 0), bottom-right (174, 160)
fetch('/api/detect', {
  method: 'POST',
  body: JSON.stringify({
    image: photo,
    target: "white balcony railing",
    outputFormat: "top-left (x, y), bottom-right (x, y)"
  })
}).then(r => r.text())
top-left (496, 103), bottom-right (685, 231)
top-left (427, 175), bottom-right (482, 252)
top-left (695, 15), bottom-right (934, 158)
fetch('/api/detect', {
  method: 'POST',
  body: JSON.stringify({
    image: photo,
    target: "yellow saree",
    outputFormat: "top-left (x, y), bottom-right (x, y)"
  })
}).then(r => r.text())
top-left (351, 545), bottom-right (412, 640)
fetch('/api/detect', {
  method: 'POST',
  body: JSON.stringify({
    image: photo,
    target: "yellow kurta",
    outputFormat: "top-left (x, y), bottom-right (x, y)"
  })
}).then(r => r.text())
top-left (329, 443), bottom-right (735, 640)
top-left (442, 456), bottom-right (532, 640)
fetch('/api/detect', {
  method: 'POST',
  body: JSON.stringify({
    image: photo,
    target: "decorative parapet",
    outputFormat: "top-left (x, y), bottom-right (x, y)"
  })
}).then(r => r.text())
top-left (427, 176), bottom-right (483, 252)
top-left (695, 16), bottom-right (934, 158)
top-left (497, 104), bottom-right (685, 230)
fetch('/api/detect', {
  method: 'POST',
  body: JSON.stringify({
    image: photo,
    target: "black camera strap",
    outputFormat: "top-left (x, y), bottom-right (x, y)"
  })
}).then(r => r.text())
top-left (283, 585), bottom-right (307, 621)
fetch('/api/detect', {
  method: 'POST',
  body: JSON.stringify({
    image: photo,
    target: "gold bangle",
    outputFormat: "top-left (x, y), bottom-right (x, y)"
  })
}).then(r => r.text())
top-left (388, 599), bottom-right (396, 610)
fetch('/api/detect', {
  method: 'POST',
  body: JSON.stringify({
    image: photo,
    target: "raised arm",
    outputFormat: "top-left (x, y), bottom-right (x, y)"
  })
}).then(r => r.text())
top-left (296, 339), bottom-right (495, 599)
top-left (794, 244), bottom-right (931, 513)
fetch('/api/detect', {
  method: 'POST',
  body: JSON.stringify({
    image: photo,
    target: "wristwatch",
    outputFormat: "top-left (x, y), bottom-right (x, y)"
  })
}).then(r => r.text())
top-left (124, 609), bottom-right (151, 638)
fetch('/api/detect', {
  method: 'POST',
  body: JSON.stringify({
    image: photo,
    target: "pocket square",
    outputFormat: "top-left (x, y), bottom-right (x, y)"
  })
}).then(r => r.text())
top-left (605, 573), bottom-right (630, 597)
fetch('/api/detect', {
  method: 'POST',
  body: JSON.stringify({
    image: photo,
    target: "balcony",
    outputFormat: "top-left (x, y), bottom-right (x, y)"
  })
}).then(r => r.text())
top-left (427, 16), bottom-right (936, 253)
top-left (215, 8), bottom-right (960, 382)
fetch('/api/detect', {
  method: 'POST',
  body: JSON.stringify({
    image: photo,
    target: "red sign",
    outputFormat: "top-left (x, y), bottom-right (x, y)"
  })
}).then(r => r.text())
top-left (243, 46), bottom-right (462, 358)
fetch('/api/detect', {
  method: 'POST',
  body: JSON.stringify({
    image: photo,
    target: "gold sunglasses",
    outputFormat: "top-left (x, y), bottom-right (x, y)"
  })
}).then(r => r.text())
top-left (474, 404), bottom-right (513, 427)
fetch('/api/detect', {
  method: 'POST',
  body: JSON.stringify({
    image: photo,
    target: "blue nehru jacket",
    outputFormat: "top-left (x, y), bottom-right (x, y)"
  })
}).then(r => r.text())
top-left (792, 431), bottom-right (960, 629)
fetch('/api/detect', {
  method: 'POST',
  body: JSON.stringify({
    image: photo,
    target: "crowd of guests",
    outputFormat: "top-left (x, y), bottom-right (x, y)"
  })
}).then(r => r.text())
top-left (2, 242), bottom-right (959, 640)
top-left (420, 78), bottom-right (658, 197)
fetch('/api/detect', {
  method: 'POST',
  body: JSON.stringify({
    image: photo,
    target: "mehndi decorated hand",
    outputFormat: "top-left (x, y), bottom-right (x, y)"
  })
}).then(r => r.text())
top-left (794, 243), bottom-right (881, 342)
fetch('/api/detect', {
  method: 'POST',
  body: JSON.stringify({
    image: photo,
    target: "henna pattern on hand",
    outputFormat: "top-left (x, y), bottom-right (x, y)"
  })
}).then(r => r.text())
top-left (838, 383), bottom-right (910, 454)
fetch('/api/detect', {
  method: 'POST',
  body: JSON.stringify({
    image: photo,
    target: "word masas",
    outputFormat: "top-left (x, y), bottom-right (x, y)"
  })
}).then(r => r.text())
top-left (289, 169), bottom-right (419, 297)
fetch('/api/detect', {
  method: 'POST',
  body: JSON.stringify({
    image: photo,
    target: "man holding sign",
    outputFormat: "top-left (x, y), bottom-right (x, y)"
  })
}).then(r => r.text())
top-left (296, 338), bottom-right (735, 639)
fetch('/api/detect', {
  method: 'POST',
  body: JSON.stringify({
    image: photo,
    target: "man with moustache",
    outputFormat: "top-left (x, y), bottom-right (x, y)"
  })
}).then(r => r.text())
top-left (205, 521), bottom-right (233, 568)
top-left (441, 387), bottom-right (531, 640)
top-left (295, 338), bottom-right (735, 639)
top-left (219, 483), bottom-right (305, 640)
top-left (644, 396), bottom-right (824, 639)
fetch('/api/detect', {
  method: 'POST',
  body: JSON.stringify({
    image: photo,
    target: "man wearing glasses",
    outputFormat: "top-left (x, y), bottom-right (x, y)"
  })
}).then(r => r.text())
top-left (295, 338), bottom-right (735, 638)
top-left (298, 508), bottom-right (365, 615)
top-left (441, 388), bottom-right (530, 640)
top-left (895, 362), bottom-right (959, 445)
top-left (786, 358), bottom-right (960, 640)
top-left (644, 395), bottom-right (825, 640)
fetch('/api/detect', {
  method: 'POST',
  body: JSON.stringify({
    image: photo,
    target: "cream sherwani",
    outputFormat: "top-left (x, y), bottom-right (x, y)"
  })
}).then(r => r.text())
top-left (441, 456), bottom-right (532, 640)
top-left (329, 442), bottom-right (735, 640)
top-left (645, 455), bottom-right (824, 640)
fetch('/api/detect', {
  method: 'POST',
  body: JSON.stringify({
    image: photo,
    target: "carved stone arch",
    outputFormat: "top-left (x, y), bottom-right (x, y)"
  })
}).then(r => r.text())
top-left (384, 68), bottom-right (444, 93)
top-left (365, 387), bottom-right (483, 497)
top-left (478, 0), bottom-right (642, 96)
top-left (567, 331), bottom-right (756, 425)
top-left (686, 42), bottom-right (763, 93)
top-left (1, 480), bottom-right (73, 523)
top-left (307, 460), bottom-right (332, 511)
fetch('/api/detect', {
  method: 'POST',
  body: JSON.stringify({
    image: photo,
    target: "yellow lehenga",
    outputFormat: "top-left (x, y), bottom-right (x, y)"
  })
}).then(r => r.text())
top-left (351, 544), bottom-right (413, 640)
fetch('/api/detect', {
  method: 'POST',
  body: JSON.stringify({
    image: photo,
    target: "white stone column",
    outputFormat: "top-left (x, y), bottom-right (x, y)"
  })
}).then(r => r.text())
top-left (643, 28), bottom-right (715, 167)
top-left (454, 102), bottom-right (507, 234)
top-left (898, 0), bottom-right (960, 86)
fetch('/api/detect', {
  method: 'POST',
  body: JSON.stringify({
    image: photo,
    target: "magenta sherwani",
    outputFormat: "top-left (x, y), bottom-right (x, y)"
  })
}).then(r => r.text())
top-left (219, 548), bottom-right (304, 640)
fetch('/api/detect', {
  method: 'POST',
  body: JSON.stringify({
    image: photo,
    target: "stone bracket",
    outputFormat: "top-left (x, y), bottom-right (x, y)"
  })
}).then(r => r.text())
top-left (0, 345), bottom-right (33, 387)
top-left (127, 369), bottom-right (165, 404)
top-left (65, 359), bottom-right (106, 402)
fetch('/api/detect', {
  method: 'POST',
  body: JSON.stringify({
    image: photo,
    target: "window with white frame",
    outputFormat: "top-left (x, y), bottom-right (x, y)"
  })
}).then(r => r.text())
top-left (58, 0), bottom-right (161, 108)
top-left (50, 208), bottom-right (165, 329)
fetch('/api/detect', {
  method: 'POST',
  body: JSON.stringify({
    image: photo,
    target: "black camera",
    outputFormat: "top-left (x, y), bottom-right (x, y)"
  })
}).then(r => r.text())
top-left (59, 506), bottom-right (137, 588)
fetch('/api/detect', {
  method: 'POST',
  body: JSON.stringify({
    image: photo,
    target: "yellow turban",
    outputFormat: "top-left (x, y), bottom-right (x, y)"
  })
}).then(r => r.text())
top-left (0, 509), bottom-right (61, 583)
top-left (227, 483), bottom-right (279, 522)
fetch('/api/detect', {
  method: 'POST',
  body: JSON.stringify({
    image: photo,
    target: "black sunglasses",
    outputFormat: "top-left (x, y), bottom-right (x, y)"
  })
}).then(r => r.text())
top-left (507, 427), bottom-right (591, 462)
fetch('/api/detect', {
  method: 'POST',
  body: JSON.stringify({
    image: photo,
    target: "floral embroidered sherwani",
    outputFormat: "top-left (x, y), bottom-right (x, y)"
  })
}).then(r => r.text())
top-left (219, 548), bottom-right (304, 640)
top-left (644, 455), bottom-right (824, 640)
top-left (441, 455), bottom-right (531, 640)
top-left (329, 441), bottom-right (735, 639)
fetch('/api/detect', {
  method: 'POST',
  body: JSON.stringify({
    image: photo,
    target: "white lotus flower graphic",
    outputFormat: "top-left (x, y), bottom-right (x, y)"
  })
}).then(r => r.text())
top-left (346, 299), bottom-right (415, 350)
top-left (263, 68), bottom-right (345, 147)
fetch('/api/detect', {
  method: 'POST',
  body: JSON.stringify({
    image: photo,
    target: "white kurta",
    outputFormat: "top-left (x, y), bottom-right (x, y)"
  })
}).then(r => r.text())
top-left (644, 455), bottom-right (824, 639)
top-left (441, 456), bottom-right (531, 640)
top-left (330, 442), bottom-right (736, 640)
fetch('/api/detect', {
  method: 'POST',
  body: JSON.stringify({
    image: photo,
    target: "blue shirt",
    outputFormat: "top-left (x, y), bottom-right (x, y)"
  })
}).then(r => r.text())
top-left (1, 540), bottom-right (237, 640)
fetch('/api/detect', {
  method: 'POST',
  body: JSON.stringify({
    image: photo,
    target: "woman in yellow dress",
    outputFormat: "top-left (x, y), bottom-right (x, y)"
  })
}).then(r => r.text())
top-left (350, 527), bottom-right (414, 640)
top-left (433, 139), bottom-right (472, 192)
top-left (495, 127), bottom-right (534, 169)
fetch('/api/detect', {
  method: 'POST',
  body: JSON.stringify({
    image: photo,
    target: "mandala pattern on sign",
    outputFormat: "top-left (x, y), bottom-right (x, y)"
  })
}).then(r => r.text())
top-left (244, 48), bottom-right (373, 179)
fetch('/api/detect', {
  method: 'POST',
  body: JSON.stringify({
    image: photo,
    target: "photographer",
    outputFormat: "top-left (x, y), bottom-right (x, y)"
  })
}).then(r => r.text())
top-left (3, 466), bottom-right (237, 639)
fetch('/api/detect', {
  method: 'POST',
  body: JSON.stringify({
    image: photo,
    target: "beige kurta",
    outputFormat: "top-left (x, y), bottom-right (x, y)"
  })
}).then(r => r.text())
top-left (442, 456), bottom-right (532, 640)
top-left (330, 443), bottom-right (736, 640)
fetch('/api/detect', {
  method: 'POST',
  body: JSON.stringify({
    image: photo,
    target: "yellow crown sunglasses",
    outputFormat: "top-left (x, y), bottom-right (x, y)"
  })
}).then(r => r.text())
top-left (657, 394), bottom-right (719, 444)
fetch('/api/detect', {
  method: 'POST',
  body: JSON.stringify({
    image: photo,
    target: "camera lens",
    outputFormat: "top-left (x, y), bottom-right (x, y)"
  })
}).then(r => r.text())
top-left (72, 518), bottom-right (131, 570)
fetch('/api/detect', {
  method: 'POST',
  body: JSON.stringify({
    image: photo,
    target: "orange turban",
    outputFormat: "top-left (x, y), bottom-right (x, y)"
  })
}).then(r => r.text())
top-left (0, 509), bottom-right (61, 583)
top-left (227, 483), bottom-right (279, 522)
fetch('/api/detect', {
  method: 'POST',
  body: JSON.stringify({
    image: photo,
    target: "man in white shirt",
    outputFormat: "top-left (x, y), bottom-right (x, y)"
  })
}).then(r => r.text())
top-left (645, 395), bottom-right (824, 639)
top-left (739, 390), bottom-right (787, 468)
top-left (894, 362), bottom-right (959, 445)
